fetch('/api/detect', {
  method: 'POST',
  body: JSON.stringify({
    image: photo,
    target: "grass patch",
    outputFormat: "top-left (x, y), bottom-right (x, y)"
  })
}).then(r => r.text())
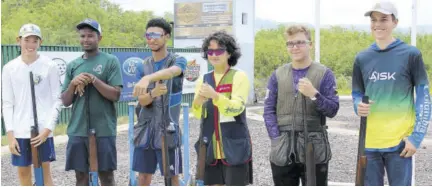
top-left (337, 88), bottom-right (351, 96)
top-left (254, 110), bottom-right (264, 115)
top-left (1, 136), bottom-right (8, 146)
top-left (117, 116), bottom-right (131, 124)
top-left (1, 116), bottom-right (134, 146)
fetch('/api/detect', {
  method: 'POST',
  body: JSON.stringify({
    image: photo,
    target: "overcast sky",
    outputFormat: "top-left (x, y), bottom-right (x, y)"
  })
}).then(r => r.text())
top-left (109, 0), bottom-right (432, 27)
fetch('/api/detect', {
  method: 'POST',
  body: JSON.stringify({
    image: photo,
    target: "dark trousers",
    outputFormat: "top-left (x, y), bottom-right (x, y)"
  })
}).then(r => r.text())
top-left (270, 161), bottom-right (328, 186)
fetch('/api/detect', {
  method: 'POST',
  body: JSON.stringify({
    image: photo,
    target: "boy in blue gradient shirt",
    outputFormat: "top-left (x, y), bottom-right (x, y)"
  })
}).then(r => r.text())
top-left (351, 1), bottom-right (430, 186)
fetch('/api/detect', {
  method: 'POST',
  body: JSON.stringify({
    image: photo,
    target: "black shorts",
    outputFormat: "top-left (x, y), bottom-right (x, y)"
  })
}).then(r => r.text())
top-left (204, 160), bottom-right (251, 186)
top-left (65, 136), bottom-right (117, 172)
top-left (132, 147), bottom-right (183, 176)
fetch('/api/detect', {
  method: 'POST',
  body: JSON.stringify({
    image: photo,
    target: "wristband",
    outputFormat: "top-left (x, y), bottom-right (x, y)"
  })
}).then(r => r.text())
top-left (91, 75), bottom-right (96, 83)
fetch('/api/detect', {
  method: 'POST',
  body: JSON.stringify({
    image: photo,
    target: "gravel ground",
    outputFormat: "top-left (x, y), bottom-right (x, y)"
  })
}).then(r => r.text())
top-left (334, 100), bottom-right (432, 137)
top-left (251, 100), bottom-right (432, 137)
top-left (2, 100), bottom-right (431, 186)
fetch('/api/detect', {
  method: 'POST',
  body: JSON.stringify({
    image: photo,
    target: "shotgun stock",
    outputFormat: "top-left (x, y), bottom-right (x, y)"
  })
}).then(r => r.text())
top-left (86, 86), bottom-right (99, 186)
top-left (88, 129), bottom-right (98, 186)
top-left (161, 124), bottom-right (173, 186)
top-left (30, 72), bottom-right (44, 186)
top-left (303, 96), bottom-right (316, 186)
top-left (193, 82), bottom-right (209, 186)
top-left (355, 96), bottom-right (369, 186)
top-left (194, 134), bottom-right (208, 186)
top-left (160, 80), bottom-right (173, 186)
top-left (305, 143), bottom-right (316, 186)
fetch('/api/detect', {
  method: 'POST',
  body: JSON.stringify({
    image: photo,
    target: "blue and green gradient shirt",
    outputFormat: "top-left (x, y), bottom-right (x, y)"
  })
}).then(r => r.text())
top-left (352, 38), bottom-right (431, 151)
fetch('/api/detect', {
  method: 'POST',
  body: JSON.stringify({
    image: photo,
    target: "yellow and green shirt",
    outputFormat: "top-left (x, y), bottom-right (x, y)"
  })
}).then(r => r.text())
top-left (191, 69), bottom-right (250, 158)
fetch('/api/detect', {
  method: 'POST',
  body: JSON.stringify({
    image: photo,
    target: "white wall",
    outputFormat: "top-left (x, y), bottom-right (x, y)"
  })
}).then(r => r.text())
top-left (173, 39), bottom-right (202, 48)
top-left (233, 0), bottom-right (255, 104)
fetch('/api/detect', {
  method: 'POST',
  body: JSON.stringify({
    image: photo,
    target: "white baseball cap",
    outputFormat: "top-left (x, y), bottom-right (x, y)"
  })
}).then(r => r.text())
top-left (19, 23), bottom-right (42, 39)
top-left (364, 1), bottom-right (398, 20)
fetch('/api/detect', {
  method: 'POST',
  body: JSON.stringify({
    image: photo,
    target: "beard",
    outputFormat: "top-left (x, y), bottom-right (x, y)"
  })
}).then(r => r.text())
top-left (83, 46), bottom-right (97, 53)
top-left (150, 43), bottom-right (166, 52)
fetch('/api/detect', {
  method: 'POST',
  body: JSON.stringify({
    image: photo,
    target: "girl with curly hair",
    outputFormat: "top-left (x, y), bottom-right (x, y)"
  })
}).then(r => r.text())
top-left (191, 31), bottom-right (253, 186)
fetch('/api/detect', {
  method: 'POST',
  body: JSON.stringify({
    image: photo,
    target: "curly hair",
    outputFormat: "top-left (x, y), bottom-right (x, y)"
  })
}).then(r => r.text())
top-left (146, 18), bottom-right (172, 35)
top-left (201, 31), bottom-right (241, 67)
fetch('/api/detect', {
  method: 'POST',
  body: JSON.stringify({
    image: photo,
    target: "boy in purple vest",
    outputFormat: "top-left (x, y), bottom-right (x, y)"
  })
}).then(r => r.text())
top-left (263, 25), bottom-right (339, 185)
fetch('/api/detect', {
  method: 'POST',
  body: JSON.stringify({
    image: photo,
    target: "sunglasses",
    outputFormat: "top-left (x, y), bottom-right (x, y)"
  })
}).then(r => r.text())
top-left (286, 40), bottom-right (311, 48)
top-left (145, 32), bottom-right (164, 40)
top-left (206, 48), bottom-right (226, 56)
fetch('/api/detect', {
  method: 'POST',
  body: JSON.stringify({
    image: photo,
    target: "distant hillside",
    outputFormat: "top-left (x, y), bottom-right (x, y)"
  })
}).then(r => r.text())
top-left (255, 18), bottom-right (432, 34)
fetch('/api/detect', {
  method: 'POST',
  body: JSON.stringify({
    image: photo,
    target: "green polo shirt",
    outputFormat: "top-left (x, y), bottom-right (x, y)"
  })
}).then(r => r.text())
top-left (62, 52), bottom-right (123, 137)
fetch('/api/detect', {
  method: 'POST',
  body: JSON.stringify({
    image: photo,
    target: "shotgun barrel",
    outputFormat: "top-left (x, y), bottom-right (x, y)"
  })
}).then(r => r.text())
top-left (30, 72), bottom-right (44, 186)
top-left (355, 96), bottom-right (369, 186)
top-left (160, 80), bottom-right (172, 186)
top-left (303, 96), bottom-right (316, 186)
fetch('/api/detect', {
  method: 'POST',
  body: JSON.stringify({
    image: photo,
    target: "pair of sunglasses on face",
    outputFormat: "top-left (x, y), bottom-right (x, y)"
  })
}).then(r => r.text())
top-left (145, 32), bottom-right (165, 40)
top-left (286, 40), bottom-right (311, 48)
top-left (206, 48), bottom-right (226, 56)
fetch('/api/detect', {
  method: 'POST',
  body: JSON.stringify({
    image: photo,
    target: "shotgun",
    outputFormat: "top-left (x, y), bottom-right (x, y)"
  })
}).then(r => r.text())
top-left (129, 102), bottom-right (137, 186)
top-left (160, 80), bottom-right (173, 186)
top-left (355, 96), bottom-right (369, 186)
top-left (161, 125), bottom-right (173, 186)
top-left (303, 96), bottom-right (316, 186)
top-left (194, 99), bottom-right (208, 186)
top-left (86, 85), bottom-right (99, 186)
top-left (30, 72), bottom-right (44, 186)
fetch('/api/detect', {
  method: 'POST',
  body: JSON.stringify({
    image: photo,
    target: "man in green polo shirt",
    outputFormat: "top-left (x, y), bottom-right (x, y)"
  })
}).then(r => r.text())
top-left (60, 18), bottom-right (123, 186)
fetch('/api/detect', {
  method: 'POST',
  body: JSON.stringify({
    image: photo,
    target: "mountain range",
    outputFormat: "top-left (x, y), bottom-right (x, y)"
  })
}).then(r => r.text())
top-left (255, 18), bottom-right (432, 34)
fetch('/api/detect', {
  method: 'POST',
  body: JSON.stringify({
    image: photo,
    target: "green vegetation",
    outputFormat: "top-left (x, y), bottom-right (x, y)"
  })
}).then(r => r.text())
top-left (254, 25), bottom-right (432, 98)
top-left (2, 0), bottom-right (431, 99)
top-left (1, 0), bottom-right (173, 47)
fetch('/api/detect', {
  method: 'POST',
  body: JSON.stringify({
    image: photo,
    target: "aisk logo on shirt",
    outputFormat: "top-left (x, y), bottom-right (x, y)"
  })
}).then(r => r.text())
top-left (369, 71), bottom-right (396, 82)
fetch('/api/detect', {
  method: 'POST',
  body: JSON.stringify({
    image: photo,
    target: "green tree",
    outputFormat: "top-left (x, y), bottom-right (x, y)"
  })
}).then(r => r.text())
top-left (254, 24), bottom-right (432, 97)
top-left (1, 0), bottom-right (169, 47)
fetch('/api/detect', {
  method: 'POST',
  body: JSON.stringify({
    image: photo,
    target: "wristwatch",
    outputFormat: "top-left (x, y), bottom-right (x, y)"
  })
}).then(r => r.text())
top-left (310, 92), bottom-right (319, 101)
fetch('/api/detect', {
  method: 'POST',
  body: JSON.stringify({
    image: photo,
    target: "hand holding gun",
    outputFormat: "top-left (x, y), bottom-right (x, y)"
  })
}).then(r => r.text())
top-left (30, 72), bottom-right (45, 186)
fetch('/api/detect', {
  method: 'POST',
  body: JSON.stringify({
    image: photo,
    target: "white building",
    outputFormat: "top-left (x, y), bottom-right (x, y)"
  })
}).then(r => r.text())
top-left (173, 0), bottom-right (256, 104)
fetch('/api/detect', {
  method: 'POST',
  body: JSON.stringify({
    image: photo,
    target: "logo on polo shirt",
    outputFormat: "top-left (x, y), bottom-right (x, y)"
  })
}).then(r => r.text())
top-left (33, 74), bottom-right (42, 85)
top-left (93, 64), bottom-right (103, 74)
